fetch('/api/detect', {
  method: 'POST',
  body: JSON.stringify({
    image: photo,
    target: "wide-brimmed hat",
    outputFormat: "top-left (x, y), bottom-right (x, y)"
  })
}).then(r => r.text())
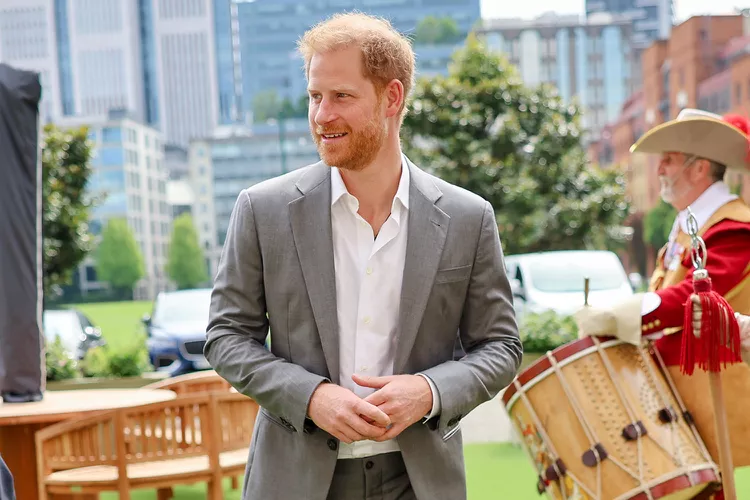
top-left (630, 109), bottom-right (750, 172)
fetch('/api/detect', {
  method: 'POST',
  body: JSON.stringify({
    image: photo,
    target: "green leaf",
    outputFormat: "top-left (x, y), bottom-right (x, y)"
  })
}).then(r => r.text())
top-left (95, 217), bottom-right (145, 294)
top-left (42, 124), bottom-right (96, 297)
top-left (402, 35), bottom-right (631, 255)
top-left (166, 213), bottom-right (208, 290)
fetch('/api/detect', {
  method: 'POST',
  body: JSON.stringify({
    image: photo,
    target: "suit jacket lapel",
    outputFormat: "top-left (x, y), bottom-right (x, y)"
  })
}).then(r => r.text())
top-left (394, 161), bottom-right (449, 373)
top-left (288, 163), bottom-right (340, 384)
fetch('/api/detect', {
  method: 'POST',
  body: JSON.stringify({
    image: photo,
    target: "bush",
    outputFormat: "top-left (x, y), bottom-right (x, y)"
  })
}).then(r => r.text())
top-left (45, 336), bottom-right (78, 381)
top-left (81, 335), bottom-right (151, 378)
top-left (519, 310), bottom-right (579, 352)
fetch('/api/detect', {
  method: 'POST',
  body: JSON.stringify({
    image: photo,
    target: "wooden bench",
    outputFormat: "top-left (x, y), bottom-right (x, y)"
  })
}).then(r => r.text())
top-left (142, 370), bottom-right (233, 395)
top-left (35, 392), bottom-right (258, 500)
top-left (143, 369), bottom-right (243, 492)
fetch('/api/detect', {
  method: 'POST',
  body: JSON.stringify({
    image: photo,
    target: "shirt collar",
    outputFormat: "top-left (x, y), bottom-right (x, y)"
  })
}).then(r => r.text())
top-left (672, 181), bottom-right (737, 236)
top-left (330, 155), bottom-right (410, 215)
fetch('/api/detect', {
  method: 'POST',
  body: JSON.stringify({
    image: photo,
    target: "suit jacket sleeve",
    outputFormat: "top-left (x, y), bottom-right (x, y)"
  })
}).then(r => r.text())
top-left (642, 220), bottom-right (750, 336)
top-left (420, 201), bottom-right (523, 433)
top-left (204, 190), bottom-right (328, 433)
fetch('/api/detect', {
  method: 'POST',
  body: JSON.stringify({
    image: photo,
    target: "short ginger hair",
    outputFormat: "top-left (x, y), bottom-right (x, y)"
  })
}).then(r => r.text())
top-left (297, 12), bottom-right (416, 119)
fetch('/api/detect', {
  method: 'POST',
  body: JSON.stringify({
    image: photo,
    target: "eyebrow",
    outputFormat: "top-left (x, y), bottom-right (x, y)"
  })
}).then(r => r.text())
top-left (307, 86), bottom-right (358, 94)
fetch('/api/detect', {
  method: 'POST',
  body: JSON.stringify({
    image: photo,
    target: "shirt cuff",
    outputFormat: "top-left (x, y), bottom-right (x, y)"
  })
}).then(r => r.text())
top-left (417, 373), bottom-right (441, 421)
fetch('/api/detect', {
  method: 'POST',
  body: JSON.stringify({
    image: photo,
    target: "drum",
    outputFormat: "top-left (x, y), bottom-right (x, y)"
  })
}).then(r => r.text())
top-left (502, 336), bottom-right (720, 500)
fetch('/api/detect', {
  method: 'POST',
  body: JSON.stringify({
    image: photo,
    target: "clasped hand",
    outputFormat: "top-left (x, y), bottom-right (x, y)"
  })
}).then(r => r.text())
top-left (307, 374), bottom-right (433, 444)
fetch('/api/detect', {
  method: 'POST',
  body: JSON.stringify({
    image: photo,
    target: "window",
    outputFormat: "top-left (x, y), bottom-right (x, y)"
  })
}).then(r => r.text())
top-left (99, 148), bottom-right (124, 166)
top-left (101, 127), bottom-right (121, 143)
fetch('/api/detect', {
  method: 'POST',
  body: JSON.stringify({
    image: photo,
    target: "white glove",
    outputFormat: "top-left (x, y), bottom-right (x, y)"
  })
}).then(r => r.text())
top-left (574, 293), bottom-right (645, 345)
top-left (575, 306), bottom-right (617, 338)
top-left (736, 312), bottom-right (750, 365)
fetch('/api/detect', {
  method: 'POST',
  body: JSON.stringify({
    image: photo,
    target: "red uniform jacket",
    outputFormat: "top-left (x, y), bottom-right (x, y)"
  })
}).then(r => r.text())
top-left (643, 220), bottom-right (750, 366)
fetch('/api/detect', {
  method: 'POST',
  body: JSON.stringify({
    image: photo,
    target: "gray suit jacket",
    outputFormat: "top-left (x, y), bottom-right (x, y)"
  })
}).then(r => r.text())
top-left (204, 157), bottom-right (522, 499)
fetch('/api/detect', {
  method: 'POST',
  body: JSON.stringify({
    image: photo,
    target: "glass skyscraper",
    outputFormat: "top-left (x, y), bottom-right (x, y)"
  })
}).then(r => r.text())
top-left (586, 0), bottom-right (674, 49)
top-left (480, 13), bottom-right (635, 140)
top-left (47, 0), bottom-right (233, 145)
top-left (213, 0), bottom-right (243, 125)
top-left (235, 0), bottom-right (481, 119)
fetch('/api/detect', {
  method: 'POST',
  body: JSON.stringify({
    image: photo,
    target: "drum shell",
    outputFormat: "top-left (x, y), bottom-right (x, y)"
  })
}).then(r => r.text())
top-left (503, 337), bottom-right (719, 500)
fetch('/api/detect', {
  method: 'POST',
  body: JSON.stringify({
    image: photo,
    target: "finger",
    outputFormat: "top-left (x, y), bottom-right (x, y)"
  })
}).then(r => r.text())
top-left (363, 389), bottom-right (389, 407)
top-left (355, 399), bottom-right (392, 428)
top-left (334, 422), bottom-right (362, 444)
top-left (352, 374), bottom-right (393, 389)
top-left (374, 422), bottom-right (408, 442)
top-left (346, 413), bottom-right (388, 440)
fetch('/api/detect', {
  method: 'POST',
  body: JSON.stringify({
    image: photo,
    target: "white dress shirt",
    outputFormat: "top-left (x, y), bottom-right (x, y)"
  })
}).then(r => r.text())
top-left (331, 158), bottom-right (439, 459)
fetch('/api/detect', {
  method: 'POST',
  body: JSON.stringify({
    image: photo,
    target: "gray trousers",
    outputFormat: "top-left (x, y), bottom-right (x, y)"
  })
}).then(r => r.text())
top-left (327, 452), bottom-right (416, 500)
top-left (0, 454), bottom-right (15, 500)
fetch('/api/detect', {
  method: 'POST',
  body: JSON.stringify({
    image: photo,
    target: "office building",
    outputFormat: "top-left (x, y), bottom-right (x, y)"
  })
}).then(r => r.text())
top-left (586, 0), bottom-right (674, 88)
top-left (587, 14), bottom-right (750, 274)
top-left (2, 0), bottom-right (236, 147)
top-left (0, 0), bottom-right (61, 122)
top-left (141, 0), bottom-right (222, 146)
top-left (59, 110), bottom-right (172, 300)
top-left (478, 13), bottom-right (636, 139)
top-left (189, 119), bottom-right (320, 275)
top-left (235, 0), bottom-right (481, 119)
top-left (586, 0), bottom-right (673, 49)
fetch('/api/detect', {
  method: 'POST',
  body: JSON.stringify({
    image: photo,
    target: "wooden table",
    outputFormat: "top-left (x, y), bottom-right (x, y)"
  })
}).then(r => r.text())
top-left (0, 388), bottom-right (176, 500)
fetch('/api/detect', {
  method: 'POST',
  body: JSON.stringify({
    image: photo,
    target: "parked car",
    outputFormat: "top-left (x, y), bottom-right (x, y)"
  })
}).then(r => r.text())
top-left (42, 309), bottom-right (107, 360)
top-left (504, 250), bottom-right (635, 319)
top-left (143, 288), bottom-right (213, 376)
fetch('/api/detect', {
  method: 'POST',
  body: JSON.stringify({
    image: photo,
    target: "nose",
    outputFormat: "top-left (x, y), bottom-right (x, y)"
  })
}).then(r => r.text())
top-left (657, 160), bottom-right (667, 176)
top-left (313, 98), bottom-right (338, 126)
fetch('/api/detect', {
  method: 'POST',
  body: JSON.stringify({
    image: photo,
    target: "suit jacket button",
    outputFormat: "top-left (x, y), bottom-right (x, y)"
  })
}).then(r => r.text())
top-left (328, 438), bottom-right (338, 451)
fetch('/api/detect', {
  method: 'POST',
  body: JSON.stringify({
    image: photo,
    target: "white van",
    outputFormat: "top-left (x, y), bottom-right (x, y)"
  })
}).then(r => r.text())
top-left (504, 250), bottom-right (634, 319)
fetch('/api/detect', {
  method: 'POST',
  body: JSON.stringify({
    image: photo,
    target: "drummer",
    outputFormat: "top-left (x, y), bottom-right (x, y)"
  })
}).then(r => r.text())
top-left (575, 109), bottom-right (750, 496)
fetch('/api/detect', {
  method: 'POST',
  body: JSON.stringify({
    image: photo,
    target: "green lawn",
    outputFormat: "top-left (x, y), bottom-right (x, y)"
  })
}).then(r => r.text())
top-left (94, 443), bottom-right (750, 499)
top-left (95, 444), bottom-right (540, 499)
top-left (65, 300), bottom-right (153, 349)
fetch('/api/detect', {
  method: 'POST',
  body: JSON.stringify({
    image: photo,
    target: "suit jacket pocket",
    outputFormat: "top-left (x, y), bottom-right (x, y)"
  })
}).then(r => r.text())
top-left (260, 407), bottom-right (295, 434)
top-left (442, 422), bottom-right (461, 442)
top-left (434, 265), bottom-right (472, 284)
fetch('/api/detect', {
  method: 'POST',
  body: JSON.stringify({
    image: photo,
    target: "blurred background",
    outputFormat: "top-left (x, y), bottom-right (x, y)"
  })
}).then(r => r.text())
top-left (2, 0), bottom-right (750, 498)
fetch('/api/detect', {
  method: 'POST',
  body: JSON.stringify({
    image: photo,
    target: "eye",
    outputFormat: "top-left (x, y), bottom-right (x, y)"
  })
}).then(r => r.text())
top-left (337, 93), bottom-right (349, 98)
top-left (309, 93), bottom-right (322, 101)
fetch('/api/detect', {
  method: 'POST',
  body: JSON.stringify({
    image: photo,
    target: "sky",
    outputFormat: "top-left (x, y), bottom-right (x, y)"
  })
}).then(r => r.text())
top-left (479, 0), bottom-right (746, 22)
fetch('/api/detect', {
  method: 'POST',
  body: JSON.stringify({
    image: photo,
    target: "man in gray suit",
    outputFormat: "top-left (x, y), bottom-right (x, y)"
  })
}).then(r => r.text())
top-left (205, 12), bottom-right (522, 500)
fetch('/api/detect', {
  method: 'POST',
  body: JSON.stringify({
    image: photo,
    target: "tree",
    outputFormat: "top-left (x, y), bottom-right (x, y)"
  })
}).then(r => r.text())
top-left (253, 90), bottom-right (308, 122)
top-left (414, 16), bottom-right (462, 45)
top-left (166, 213), bottom-right (207, 290)
top-left (252, 89), bottom-right (281, 122)
top-left (643, 200), bottom-right (676, 250)
top-left (401, 35), bottom-right (630, 255)
top-left (95, 217), bottom-right (144, 298)
top-left (42, 124), bottom-right (97, 297)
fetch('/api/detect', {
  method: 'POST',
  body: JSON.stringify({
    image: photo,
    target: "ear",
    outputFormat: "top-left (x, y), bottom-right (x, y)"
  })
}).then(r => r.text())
top-left (695, 158), bottom-right (713, 178)
top-left (383, 79), bottom-right (404, 119)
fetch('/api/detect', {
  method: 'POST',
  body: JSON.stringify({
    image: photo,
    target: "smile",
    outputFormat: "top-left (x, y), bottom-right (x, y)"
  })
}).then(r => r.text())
top-left (321, 133), bottom-right (347, 139)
